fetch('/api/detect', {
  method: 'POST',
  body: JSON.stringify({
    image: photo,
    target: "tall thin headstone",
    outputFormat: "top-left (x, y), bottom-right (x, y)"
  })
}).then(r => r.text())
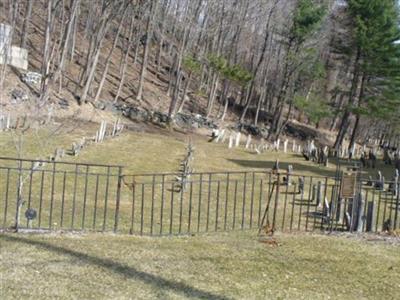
top-left (245, 135), bottom-right (251, 149)
top-left (235, 132), bottom-right (241, 147)
top-left (283, 139), bottom-right (288, 153)
top-left (228, 135), bottom-right (234, 149)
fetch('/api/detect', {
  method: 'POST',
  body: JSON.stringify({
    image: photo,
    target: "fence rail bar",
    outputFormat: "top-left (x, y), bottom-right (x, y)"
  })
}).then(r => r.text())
top-left (1, 157), bottom-right (399, 236)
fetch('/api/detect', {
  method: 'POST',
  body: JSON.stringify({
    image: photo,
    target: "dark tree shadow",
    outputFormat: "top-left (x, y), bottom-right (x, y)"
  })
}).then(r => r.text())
top-left (227, 159), bottom-right (337, 177)
top-left (1, 235), bottom-right (231, 300)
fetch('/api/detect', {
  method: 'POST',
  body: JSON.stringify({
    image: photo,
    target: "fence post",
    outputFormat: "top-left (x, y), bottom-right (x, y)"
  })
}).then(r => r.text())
top-left (394, 182), bottom-right (399, 230)
top-left (272, 174), bottom-right (280, 230)
top-left (114, 167), bottom-right (123, 233)
top-left (14, 160), bottom-right (23, 232)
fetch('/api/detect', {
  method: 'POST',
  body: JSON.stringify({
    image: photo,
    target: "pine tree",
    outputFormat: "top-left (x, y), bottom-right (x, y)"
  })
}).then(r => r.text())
top-left (334, 0), bottom-right (400, 151)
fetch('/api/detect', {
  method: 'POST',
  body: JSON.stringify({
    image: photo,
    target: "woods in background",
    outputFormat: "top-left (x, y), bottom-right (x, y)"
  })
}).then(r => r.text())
top-left (0, 0), bottom-right (399, 149)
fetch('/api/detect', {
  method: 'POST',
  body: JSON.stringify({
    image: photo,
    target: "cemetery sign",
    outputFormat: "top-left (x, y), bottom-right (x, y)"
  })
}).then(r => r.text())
top-left (340, 172), bottom-right (357, 198)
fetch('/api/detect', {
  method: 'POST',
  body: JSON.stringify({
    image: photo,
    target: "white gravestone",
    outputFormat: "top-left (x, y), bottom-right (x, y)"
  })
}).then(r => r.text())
top-left (283, 139), bottom-right (288, 153)
top-left (235, 132), bottom-right (241, 147)
top-left (245, 135), bottom-right (251, 149)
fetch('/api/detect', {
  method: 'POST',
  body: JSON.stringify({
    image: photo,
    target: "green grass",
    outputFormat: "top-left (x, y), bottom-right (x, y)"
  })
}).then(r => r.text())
top-left (0, 126), bottom-right (398, 233)
top-left (0, 124), bottom-right (395, 177)
top-left (1, 125), bottom-right (399, 299)
top-left (1, 231), bottom-right (399, 299)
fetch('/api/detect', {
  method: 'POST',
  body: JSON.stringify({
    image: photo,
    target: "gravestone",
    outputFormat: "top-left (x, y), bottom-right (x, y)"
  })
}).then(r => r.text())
top-left (316, 181), bottom-right (323, 207)
top-left (336, 198), bottom-right (345, 223)
top-left (284, 165), bottom-right (293, 186)
top-left (283, 139), bottom-right (288, 153)
top-left (216, 129), bottom-right (225, 143)
top-left (298, 177), bottom-right (304, 195)
top-left (374, 171), bottom-right (384, 191)
top-left (366, 201), bottom-right (376, 232)
top-left (388, 169), bottom-right (399, 196)
top-left (235, 132), bottom-right (241, 147)
top-left (245, 135), bottom-right (251, 149)
top-left (228, 135), bottom-right (233, 149)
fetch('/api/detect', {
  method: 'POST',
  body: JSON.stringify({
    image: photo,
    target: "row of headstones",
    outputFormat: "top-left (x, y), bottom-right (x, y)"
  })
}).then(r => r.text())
top-left (383, 148), bottom-right (400, 166)
top-left (212, 129), bottom-right (304, 154)
top-left (0, 114), bottom-right (12, 131)
top-left (302, 140), bottom-right (329, 166)
top-left (49, 119), bottom-right (124, 160)
top-left (175, 142), bottom-right (195, 192)
top-left (366, 169), bottom-right (399, 197)
top-left (307, 186), bottom-right (387, 232)
top-left (0, 114), bottom-right (29, 131)
top-left (339, 194), bottom-right (397, 232)
top-left (276, 163), bottom-right (399, 231)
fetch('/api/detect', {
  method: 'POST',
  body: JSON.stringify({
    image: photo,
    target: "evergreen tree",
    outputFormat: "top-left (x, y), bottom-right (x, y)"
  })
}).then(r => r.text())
top-left (334, 0), bottom-right (400, 150)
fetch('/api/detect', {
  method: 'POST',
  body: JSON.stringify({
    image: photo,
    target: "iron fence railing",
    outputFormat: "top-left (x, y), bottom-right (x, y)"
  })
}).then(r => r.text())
top-left (0, 157), bottom-right (399, 235)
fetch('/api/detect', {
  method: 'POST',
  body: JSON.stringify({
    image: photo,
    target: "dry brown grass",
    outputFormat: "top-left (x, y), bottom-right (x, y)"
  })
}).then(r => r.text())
top-left (1, 231), bottom-right (399, 300)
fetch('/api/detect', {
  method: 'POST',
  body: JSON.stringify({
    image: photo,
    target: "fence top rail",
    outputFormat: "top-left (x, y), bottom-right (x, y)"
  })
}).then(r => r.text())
top-left (0, 166), bottom-right (121, 177)
top-left (0, 156), bottom-right (124, 168)
top-left (123, 170), bottom-right (338, 180)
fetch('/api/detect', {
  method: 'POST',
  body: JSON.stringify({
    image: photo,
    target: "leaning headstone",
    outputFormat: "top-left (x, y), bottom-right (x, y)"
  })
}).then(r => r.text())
top-left (323, 197), bottom-right (330, 219)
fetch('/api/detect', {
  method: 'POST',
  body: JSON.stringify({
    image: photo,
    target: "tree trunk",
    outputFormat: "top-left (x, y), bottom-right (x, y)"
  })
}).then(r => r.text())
top-left (137, 0), bottom-right (156, 101)
top-left (348, 74), bottom-right (366, 151)
top-left (40, 0), bottom-right (54, 103)
top-left (114, 11), bottom-right (135, 103)
top-left (56, 0), bottom-right (80, 93)
top-left (94, 8), bottom-right (127, 103)
top-left (20, 0), bottom-right (33, 49)
top-left (334, 49), bottom-right (361, 150)
top-left (177, 73), bottom-right (192, 113)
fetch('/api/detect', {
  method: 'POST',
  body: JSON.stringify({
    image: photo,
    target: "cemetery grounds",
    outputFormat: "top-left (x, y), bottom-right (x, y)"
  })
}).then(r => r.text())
top-left (0, 123), bottom-right (399, 299)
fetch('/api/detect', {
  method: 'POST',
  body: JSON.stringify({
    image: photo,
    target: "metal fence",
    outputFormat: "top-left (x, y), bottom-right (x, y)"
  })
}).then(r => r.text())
top-left (0, 157), bottom-right (123, 232)
top-left (0, 157), bottom-right (399, 235)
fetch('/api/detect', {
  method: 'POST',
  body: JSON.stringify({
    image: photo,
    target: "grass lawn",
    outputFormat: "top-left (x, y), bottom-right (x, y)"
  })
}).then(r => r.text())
top-left (1, 123), bottom-right (399, 299)
top-left (1, 231), bottom-right (399, 299)
top-left (0, 124), bottom-right (398, 233)
top-left (0, 123), bottom-right (396, 178)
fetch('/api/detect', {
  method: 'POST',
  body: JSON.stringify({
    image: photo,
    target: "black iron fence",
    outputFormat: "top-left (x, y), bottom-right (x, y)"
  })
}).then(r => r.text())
top-left (0, 157), bottom-right (123, 232)
top-left (0, 157), bottom-right (399, 235)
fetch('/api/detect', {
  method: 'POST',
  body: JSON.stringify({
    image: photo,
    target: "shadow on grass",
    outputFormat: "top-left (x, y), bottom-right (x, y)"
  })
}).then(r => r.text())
top-left (0, 235), bottom-right (231, 300)
top-left (227, 159), bottom-right (336, 177)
